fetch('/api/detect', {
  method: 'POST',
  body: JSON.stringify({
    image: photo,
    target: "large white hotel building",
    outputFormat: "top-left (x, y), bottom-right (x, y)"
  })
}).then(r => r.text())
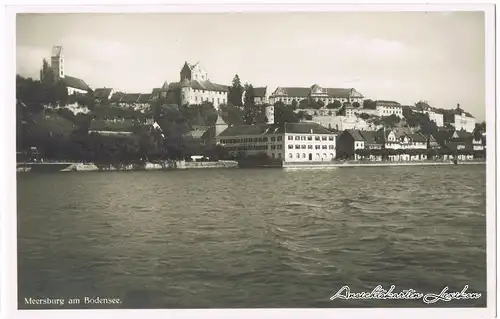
top-left (215, 122), bottom-right (337, 162)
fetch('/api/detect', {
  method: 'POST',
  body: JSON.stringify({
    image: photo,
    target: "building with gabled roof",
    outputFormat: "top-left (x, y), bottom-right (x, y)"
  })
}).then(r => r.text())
top-left (269, 84), bottom-right (363, 106)
top-left (442, 103), bottom-right (476, 133)
top-left (156, 62), bottom-right (229, 109)
top-left (215, 106), bottom-right (337, 161)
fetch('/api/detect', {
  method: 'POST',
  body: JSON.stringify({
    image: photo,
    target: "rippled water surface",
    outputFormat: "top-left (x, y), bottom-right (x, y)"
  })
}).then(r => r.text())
top-left (18, 166), bottom-right (487, 308)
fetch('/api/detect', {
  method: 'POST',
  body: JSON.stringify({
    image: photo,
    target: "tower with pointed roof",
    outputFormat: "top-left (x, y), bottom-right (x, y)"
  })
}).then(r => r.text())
top-left (215, 113), bottom-right (228, 137)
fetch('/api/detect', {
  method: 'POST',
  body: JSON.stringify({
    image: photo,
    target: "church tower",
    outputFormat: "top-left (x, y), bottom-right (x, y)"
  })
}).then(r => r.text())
top-left (51, 45), bottom-right (65, 81)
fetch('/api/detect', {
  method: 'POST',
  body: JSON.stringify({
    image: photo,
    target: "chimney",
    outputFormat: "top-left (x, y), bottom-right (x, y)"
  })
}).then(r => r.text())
top-left (457, 103), bottom-right (460, 110)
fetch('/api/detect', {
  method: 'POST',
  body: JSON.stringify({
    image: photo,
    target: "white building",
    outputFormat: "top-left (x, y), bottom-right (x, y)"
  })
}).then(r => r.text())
top-left (216, 122), bottom-right (337, 162)
top-left (443, 104), bottom-right (476, 133)
top-left (49, 46), bottom-right (91, 95)
top-left (375, 100), bottom-right (404, 118)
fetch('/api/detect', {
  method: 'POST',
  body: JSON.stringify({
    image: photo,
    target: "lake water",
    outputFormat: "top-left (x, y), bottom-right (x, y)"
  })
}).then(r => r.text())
top-left (17, 165), bottom-right (487, 308)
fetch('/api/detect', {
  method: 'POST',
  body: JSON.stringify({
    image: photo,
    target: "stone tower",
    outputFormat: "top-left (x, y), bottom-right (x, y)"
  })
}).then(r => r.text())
top-left (51, 45), bottom-right (64, 81)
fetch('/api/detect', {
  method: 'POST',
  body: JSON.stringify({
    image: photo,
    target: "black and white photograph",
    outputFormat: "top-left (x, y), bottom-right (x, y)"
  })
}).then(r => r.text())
top-left (1, 2), bottom-right (497, 319)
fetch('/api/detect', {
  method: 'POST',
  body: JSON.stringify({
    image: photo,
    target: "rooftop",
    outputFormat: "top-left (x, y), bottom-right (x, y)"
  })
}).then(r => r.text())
top-left (218, 122), bottom-right (335, 137)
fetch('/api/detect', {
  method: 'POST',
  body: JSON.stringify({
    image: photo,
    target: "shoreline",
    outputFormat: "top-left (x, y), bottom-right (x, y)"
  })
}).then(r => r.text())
top-left (16, 159), bottom-right (485, 172)
top-left (282, 160), bottom-right (485, 170)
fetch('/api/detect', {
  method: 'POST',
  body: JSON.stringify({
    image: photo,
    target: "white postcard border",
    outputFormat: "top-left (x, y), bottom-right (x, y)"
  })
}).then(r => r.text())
top-left (1, 1), bottom-right (497, 319)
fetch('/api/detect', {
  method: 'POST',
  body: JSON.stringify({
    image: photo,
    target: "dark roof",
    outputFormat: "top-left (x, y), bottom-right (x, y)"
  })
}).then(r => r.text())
top-left (62, 75), bottom-right (91, 91)
top-left (442, 108), bottom-right (474, 119)
top-left (151, 88), bottom-right (161, 95)
top-left (94, 88), bottom-right (113, 99)
top-left (272, 87), bottom-right (363, 98)
top-left (218, 122), bottom-right (334, 137)
top-left (376, 100), bottom-right (401, 106)
top-left (120, 93), bottom-right (141, 103)
top-left (409, 132), bottom-right (427, 142)
top-left (344, 129), bottom-right (365, 141)
top-left (285, 122), bottom-right (333, 134)
top-left (253, 87), bottom-right (267, 97)
top-left (433, 129), bottom-right (455, 145)
top-left (165, 80), bottom-right (228, 92)
top-left (137, 93), bottom-right (151, 103)
top-left (273, 87), bottom-right (311, 97)
top-left (326, 88), bottom-right (363, 98)
top-left (359, 130), bottom-right (383, 145)
top-left (109, 92), bottom-right (124, 102)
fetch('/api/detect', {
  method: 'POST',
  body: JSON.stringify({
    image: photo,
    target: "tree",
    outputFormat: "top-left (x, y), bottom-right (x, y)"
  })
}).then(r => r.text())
top-left (40, 59), bottom-right (54, 84)
top-left (359, 113), bottom-right (370, 120)
top-left (242, 84), bottom-right (259, 125)
top-left (363, 99), bottom-right (377, 110)
top-left (243, 84), bottom-right (255, 106)
top-left (291, 99), bottom-right (298, 110)
top-left (298, 99), bottom-right (309, 109)
top-left (274, 101), bottom-right (299, 124)
top-left (380, 114), bottom-right (401, 128)
top-left (228, 74), bottom-right (244, 107)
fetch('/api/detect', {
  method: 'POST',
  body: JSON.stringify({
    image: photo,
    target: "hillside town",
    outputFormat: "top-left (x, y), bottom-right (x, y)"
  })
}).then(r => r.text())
top-left (16, 45), bottom-right (486, 166)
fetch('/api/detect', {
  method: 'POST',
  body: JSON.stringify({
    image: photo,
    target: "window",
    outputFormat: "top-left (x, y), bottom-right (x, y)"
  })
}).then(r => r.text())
top-left (329, 136), bottom-right (334, 141)
top-left (289, 153), bottom-right (293, 158)
top-left (295, 145), bottom-right (300, 149)
top-left (307, 136), bottom-right (312, 141)
top-left (288, 145), bottom-right (293, 149)
top-left (277, 136), bottom-right (282, 141)
top-left (308, 145), bottom-right (313, 149)
top-left (288, 136), bottom-right (293, 140)
top-left (272, 153), bottom-right (275, 159)
top-left (301, 145), bottom-right (306, 149)
top-left (271, 137), bottom-right (276, 141)
top-left (271, 145), bottom-right (276, 150)
top-left (330, 153), bottom-right (334, 158)
top-left (295, 136), bottom-right (300, 141)
top-left (315, 136), bottom-right (320, 141)
top-left (296, 153), bottom-right (300, 158)
top-left (278, 153), bottom-right (282, 158)
top-left (323, 153), bottom-right (327, 158)
top-left (315, 145), bottom-right (320, 149)
top-left (302, 153), bottom-right (306, 158)
top-left (322, 136), bottom-right (327, 141)
top-left (277, 145), bottom-right (282, 149)
top-left (329, 145), bottom-right (334, 149)
top-left (322, 145), bottom-right (327, 149)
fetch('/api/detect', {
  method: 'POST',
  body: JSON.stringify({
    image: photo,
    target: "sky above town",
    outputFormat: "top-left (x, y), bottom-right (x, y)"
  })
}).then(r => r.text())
top-left (16, 11), bottom-right (486, 120)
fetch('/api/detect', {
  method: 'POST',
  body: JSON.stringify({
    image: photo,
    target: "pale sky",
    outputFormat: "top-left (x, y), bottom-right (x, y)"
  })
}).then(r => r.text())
top-left (16, 12), bottom-right (485, 120)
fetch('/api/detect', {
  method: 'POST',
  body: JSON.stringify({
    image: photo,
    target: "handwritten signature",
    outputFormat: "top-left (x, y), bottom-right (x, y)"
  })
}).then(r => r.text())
top-left (330, 285), bottom-right (482, 304)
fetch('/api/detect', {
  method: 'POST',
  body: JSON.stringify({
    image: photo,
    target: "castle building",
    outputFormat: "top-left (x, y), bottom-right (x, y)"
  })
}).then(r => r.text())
top-left (152, 62), bottom-right (229, 109)
top-left (269, 85), bottom-right (364, 106)
top-left (49, 46), bottom-right (91, 95)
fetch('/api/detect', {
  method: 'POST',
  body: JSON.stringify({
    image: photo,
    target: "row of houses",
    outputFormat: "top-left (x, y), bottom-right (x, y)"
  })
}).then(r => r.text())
top-left (337, 127), bottom-right (485, 162)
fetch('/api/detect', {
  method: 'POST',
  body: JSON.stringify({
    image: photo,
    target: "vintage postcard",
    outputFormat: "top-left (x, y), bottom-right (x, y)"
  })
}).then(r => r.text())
top-left (2, 2), bottom-right (497, 319)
